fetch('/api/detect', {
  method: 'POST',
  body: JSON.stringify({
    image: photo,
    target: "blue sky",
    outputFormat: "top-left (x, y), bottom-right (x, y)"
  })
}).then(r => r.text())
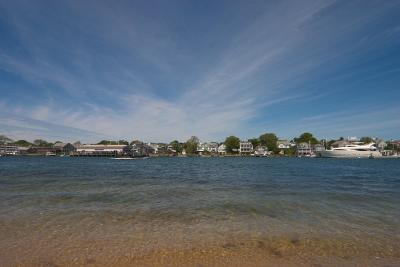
top-left (0, 0), bottom-right (399, 143)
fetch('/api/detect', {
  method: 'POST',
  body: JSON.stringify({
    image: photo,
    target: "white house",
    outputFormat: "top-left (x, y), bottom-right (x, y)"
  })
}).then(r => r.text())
top-left (239, 141), bottom-right (253, 154)
top-left (206, 142), bottom-right (219, 153)
top-left (277, 140), bottom-right (290, 149)
top-left (296, 142), bottom-right (313, 156)
top-left (375, 140), bottom-right (386, 151)
top-left (254, 146), bottom-right (268, 156)
top-left (147, 143), bottom-right (160, 154)
top-left (218, 144), bottom-right (226, 154)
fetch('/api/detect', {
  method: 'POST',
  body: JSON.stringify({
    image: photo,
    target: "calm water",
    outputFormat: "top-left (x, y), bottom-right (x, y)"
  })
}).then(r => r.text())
top-left (0, 157), bottom-right (399, 266)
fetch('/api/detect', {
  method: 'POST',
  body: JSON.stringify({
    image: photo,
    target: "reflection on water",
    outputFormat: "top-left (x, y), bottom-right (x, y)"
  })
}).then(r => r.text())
top-left (0, 157), bottom-right (399, 266)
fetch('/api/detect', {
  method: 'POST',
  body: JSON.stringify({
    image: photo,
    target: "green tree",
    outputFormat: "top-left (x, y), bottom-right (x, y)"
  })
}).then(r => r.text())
top-left (118, 140), bottom-right (129, 145)
top-left (326, 139), bottom-right (336, 149)
top-left (224, 135), bottom-right (240, 154)
top-left (33, 139), bottom-right (52, 147)
top-left (360, 136), bottom-right (373, 144)
top-left (170, 140), bottom-right (183, 153)
top-left (12, 140), bottom-right (32, 147)
top-left (248, 138), bottom-right (260, 148)
top-left (259, 133), bottom-right (278, 152)
top-left (98, 140), bottom-right (115, 145)
top-left (294, 132), bottom-right (319, 144)
top-left (185, 136), bottom-right (199, 155)
top-left (284, 147), bottom-right (296, 156)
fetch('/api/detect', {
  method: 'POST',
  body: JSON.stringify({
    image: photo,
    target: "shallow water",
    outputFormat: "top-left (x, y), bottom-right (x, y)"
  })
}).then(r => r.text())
top-left (0, 157), bottom-right (399, 266)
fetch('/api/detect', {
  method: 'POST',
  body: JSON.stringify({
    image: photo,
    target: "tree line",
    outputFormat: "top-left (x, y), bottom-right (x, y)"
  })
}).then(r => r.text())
top-left (1, 133), bottom-right (396, 155)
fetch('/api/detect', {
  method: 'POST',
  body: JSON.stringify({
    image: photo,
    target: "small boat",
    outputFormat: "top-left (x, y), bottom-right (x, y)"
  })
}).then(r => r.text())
top-left (111, 157), bottom-right (149, 160)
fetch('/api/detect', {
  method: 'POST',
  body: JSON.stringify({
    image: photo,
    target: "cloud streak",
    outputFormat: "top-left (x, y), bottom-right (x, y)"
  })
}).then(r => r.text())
top-left (0, 0), bottom-right (399, 142)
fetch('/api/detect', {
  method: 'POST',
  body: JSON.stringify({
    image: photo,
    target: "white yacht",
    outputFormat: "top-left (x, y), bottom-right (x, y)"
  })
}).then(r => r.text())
top-left (320, 143), bottom-right (382, 158)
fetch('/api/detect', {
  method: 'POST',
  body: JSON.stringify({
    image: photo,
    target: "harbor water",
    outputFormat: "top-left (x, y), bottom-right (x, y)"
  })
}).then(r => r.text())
top-left (0, 157), bottom-right (399, 266)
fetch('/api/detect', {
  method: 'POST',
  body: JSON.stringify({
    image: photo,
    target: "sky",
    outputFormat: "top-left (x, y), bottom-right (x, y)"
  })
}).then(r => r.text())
top-left (0, 0), bottom-right (399, 143)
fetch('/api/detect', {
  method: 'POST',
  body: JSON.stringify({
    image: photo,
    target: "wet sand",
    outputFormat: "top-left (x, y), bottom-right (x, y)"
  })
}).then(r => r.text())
top-left (2, 223), bottom-right (399, 267)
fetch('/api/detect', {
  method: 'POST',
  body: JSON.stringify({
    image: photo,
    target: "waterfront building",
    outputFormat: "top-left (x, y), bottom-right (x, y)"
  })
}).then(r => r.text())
top-left (206, 142), bottom-right (219, 153)
top-left (17, 146), bottom-right (30, 155)
top-left (277, 140), bottom-right (290, 149)
top-left (0, 145), bottom-right (19, 155)
top-left (218, 144), bottom-right (226, 154)
top-left (277, 140), bottom-right (291, 154)
top-left (239, 141), bottom-right (253, 154)
top-left (313, 144), bottom-right (325, 156)
top-left (388, 140), bottom-right (400, 151)
top-left (75, 144), bottom-right (127, 157)
top-left (147, 143), bottom-right (160, 154)
top-left (296, 142), bottom-right (313, 156)
top-left (130, 143), bottom-right (153, 157)
top-left (197, 143), bottom-right (206, 153)
top-left (26, 147), bottom-right (61, 155)
top-left (254, 146), bottom-right (268, 156)
top-left (375, 139), bottom-right (387, 152)
top-left (53, 142), bottom-right (76, 155)
top-left (197, 142), bottom-right (219, 153)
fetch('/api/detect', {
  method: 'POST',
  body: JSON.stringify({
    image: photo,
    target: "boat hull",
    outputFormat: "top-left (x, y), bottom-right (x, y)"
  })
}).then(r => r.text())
top-left (320, 150), bottom-right (382, 158)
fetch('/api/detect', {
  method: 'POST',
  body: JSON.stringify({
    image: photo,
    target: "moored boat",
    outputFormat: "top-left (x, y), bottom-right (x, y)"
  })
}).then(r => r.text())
top-left (320, 143), bottom-right (382, 158)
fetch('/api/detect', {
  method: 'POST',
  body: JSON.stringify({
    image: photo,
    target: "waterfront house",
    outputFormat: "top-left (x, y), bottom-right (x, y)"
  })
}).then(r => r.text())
top-left (197, 143), bottom-right (206, 153)
top-left (17, 146), bottom-right (30, 155)
top-left (0, 145), bottom-right (19, 155)
top-left (277, 140), bottom-right (290, 149)
top-left (388, 140), bottom-right (400, 150)
top-left (197, 142), bottom-right (219, 154)
top-left (239, 141), bottom-right (253, 154)
top-left (157, 143), bottom-right (169, 154)
top-left (218, 144), bottom-right (226, 155)
top-left (206, 142), bottom-right (219, 153)
top-left (296, 142), bottom-right (313, 156)
top-left (254, 146), bottom-right (268, 156)
top-left (313, 144), bottom-right (325, 156)
top-left (277, 140), bottom-right (290, 154)
top-left (75, 144), bottom-right (127, 157)
top-left (375, 140), bottom-right (386, 152)
top-left (313, 144), bottom-right (325, 152)
top-left (130, 143), bottom-right (153, 157)
top-left (53, 142), bottom-right (76, 155)
top-left (146, 143), bottom-right (159, 153)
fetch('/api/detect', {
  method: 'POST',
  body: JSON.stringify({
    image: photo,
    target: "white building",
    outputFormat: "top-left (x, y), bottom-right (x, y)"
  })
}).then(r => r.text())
top-left (197, 143), bottom-right (206, 153)
top-left (0, 145), bottom-right (19, 155)
top-left (239, 141), bottom-right (253, 154)
top-left (147, 143), bottom-right (160, 154)
top-left (218, 144), bottom-right (226, 154)
top-left (375, 140), bottom-right (387, 151)
top-left (75, 144), bottom-right (127, 156)
top-left (207, 142), bottom-right (219, 153)
top-left (277, 140), bottom-right (290, 149)
top-left (197, 142), bottom-right (219, 153)
top-left (254, 146), bottom-right (268, 156)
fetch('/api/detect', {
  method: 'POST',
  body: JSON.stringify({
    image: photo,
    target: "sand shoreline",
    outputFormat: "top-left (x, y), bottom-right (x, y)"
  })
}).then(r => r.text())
top-left (3, 236), bottom-right (399, 267)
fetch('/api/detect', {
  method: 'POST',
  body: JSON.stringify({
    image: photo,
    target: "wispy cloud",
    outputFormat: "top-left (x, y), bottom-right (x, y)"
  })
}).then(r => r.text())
top-left (0, 0), bottom-right (399, 142)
